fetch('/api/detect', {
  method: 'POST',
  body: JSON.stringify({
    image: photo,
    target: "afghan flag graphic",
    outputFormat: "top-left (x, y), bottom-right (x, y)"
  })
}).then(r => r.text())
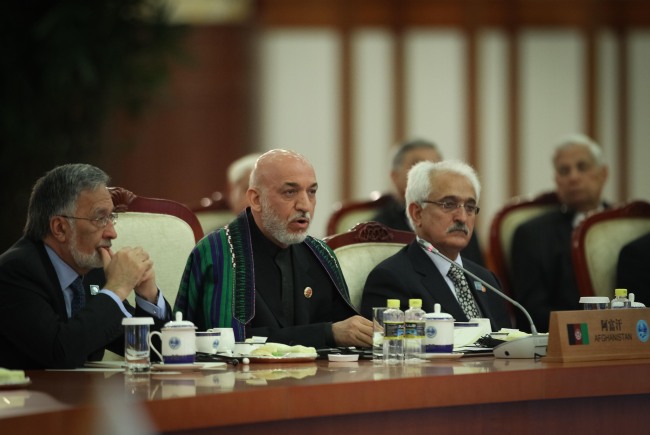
top-left (567, 323), bottom-right (590, 345)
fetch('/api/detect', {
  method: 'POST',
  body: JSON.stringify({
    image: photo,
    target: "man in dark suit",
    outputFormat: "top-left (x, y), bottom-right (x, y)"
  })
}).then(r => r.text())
top-left (361, 160), bottom-right (511, 331)
top-left (372, 139), bottom-right (485, 266)
top-left (0, 164), bottom-right (171, 369)
top-left (511, 134), bottom-right (609, 332)
top-left (175, 150), bottom-right (373, 348)
top-left (616, 232), bottom-right (650, 305)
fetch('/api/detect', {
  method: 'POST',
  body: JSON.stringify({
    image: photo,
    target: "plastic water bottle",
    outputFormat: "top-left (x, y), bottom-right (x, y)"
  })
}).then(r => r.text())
top-left (404, 299), bottom-right (425, 361)
top-left (383, 299), bottom-right (405, 363)
top-left (611, 288), bottom-right (631, 309)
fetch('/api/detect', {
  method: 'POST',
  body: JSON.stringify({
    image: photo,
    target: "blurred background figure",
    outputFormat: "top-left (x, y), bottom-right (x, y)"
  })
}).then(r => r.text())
top-left (511, 134), bottom-right (610, 332)
top-left (616, 231), bottom-right (650, 305)
top-left (372, 139), bottom-right (485, 266)
top-left (227, 153), bottom-right (261, 214)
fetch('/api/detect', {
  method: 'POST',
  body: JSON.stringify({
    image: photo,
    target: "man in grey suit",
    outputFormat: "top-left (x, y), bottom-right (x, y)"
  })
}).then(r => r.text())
top-left (360, 160), bottom-right (511, 331)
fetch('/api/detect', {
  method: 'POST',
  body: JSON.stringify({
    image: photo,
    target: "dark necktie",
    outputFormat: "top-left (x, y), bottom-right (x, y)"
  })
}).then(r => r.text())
top-left (447, 265), bottom-right (481, 319)
top-left (274, 248), bottom-right (294, 325)
top-left (70, 276), bottom-right (86, 317)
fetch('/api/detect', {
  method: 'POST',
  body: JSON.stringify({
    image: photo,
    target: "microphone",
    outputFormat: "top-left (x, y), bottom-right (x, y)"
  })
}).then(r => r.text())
top-left (417, 238), bottom-right (547, 358)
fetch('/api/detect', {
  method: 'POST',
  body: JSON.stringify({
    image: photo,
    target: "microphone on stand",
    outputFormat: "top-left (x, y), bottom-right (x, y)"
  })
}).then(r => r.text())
top-left (417, 238), bottom-right (548, 358)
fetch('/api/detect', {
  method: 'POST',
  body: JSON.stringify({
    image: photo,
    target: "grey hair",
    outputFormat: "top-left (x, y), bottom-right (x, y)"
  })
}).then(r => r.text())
top-left (391, 139), bottom-right (442, 172)
top-left (405, 160), bottom-right (481, 228)
top-left (228, 153), bottom-right (261, 185)
top-left (553, 133), bottom-right (604, 166)
top-left (24, 163), bottom-right (110, 240)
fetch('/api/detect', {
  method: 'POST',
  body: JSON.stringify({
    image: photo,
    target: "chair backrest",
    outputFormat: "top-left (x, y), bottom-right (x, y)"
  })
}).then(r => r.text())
top-left (572, 200), bottom-right (650, 299)
top-left (488, 191), bottom-right (560, 295)
top-left (324, 221), bottom-right (415, 311)
top-left (109, 187), bottom-right (203, 306)
top-left (326, 194), bottom-right (394, 236)
top-left (188, 191), bottom-right (235, 235)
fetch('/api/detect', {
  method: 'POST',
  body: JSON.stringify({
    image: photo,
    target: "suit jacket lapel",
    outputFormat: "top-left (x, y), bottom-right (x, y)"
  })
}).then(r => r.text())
top-left (34, 239), bottom-right (68, 319)
top-left (406, 242), bottom-right (468, 321)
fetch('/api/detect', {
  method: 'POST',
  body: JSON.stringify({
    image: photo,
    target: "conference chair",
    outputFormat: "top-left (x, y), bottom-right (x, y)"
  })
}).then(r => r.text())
top-left (326, 194), bottom-right (394, 236)
top-left (110, 186), bottom-right (203, 304)
top-left (488, 191), bottom-right (560, 296)
top-left (324, 221), bottom-right (415, 311)
top-left (571, 200), bottom-right (650, 299)
top-left (103, 187), bottom-right (203, 361)
top-left (189, 191), bottom-right (235, 235)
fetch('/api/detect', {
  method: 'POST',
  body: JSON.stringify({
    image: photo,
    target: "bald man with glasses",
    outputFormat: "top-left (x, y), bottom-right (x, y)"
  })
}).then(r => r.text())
top-left (0, 163), bottom-right (171, 369)
top-left (360, 160), bottom-right (511, 331)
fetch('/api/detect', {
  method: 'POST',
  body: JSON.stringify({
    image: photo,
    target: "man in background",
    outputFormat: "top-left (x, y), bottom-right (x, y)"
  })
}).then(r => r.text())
top-left (227, 153), bottom-right (260, 214)
top-left (511, 134), bottom-right (609, 332)
top-left (372, 139), bottom-right (485, 266)
top-left (616, 232), bottom-right (650, 305)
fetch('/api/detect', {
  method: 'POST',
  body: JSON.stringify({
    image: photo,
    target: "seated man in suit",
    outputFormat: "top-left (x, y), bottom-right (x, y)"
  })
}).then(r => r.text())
top-left (616, 232), bottom-right (650, 305)
top-left (175, 149), bottom-right (373, 348)
top-left (0, 164), bottom-right (171, 369)
top-left (511, 134), bottom-right (609, 332)
top-left (372, 138), bottom-right (485, 266)
top-left (361, 160), bottom-right (511, 331)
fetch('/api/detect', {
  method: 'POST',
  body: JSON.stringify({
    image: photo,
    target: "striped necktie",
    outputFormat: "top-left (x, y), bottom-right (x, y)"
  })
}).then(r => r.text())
top-left (70, 276), bottom-right (86, 317)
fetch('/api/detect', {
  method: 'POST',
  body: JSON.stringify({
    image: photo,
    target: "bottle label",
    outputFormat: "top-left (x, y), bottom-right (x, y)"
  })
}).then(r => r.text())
top-left (384, 321), bottom-right (405, 339)
top-left (405, 321), bottom-right (425, 339)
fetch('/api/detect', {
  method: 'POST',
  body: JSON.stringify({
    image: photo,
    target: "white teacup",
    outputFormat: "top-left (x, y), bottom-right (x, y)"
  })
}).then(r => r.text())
top-left (148, 312), bottom-right (196, 364)
top-left (196, 331), bottom-right (221, 354)
top-left (207, 328), bottom-right (235, 354)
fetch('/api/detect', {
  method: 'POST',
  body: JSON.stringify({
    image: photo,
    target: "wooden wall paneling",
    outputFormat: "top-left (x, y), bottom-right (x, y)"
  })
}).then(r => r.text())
top-left (339, 1), bottom-right (353, 201)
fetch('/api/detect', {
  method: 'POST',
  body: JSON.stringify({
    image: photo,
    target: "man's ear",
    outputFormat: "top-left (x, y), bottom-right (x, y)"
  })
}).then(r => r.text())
top-left (247, 188), bottom-right (262, 212)
top-left (50, 216), bottom-right (70, 242)
top-left (407, 202), bottom-right (422, 228)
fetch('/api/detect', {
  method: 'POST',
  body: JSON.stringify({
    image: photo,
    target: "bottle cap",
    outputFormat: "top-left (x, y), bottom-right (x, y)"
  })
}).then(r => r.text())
top-left (615, 288), bottom-right (628, 298)
top-left (408, 299), bottom-right (422, 308)
top-left (387, 299), bottom-right (400, 309)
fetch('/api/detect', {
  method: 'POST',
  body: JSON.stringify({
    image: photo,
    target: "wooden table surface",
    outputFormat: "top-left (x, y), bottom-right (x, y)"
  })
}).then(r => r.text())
top-left (2, 356), bottom-right (650, 434)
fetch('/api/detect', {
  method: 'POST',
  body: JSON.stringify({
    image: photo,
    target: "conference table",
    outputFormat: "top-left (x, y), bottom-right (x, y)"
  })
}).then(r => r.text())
top-left (2, 355), bottom-right (650, 434)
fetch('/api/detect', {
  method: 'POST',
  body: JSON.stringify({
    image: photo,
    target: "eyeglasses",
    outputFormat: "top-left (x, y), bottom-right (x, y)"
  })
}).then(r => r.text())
top-left (421, 200), bottom-right (480, 215)
top-left (59, 213), bottom-right (118, 228)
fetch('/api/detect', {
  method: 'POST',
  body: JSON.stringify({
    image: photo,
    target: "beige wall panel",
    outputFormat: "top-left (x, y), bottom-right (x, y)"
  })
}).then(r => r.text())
top-left (352, 29), bottom-right (395, 200)
top-left (519, 30), bottom-right (584, 196)
top-left (258, 29), bottom-right (340, 238)
top-left (477, 30), bottom-right (509, 248)
top-left (629, 31), bottom-right (650, 201)
top-left (405, 30), bottom-right (466, 161)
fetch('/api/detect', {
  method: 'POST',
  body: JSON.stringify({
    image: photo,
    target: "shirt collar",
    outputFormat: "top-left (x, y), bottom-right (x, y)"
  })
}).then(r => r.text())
top-left (416, 236), bottom-right (463, 275)
top-left (44, 244), bottom-right (79, 290)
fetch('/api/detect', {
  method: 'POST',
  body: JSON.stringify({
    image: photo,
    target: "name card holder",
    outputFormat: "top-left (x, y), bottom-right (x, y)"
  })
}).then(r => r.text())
top-left (543, 308), bottom-right (650, 363)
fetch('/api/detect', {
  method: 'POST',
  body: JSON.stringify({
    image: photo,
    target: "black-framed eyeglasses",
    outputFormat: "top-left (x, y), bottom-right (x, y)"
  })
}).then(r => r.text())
top-left (59, 212), bottom-right (118, 228)
top-left (421, 200), bottom-right (480, 215)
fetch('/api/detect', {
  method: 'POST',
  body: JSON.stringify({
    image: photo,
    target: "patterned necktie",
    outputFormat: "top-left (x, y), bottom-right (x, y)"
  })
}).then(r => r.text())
top-left (70, 276), bottom-right (86, 317)
top-left (447, 265), bottom-right (481, 319)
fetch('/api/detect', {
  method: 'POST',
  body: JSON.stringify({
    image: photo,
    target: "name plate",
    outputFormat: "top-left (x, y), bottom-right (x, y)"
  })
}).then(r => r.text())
top-left (543, 308), bottom-right (650, 363)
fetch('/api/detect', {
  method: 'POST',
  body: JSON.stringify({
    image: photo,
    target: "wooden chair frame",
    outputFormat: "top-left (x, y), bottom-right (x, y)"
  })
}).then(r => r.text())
top-left (109, 186), bottom-right (203, 243)
top-left (326, 194), bottom-right (395, 236)
top-left (571, 200), bottom-right (650, 298)
top-left (488, 191), bottom-right (560, 296)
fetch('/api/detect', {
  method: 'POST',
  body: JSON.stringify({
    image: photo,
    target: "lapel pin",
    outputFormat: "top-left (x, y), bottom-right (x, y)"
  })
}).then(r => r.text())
top-left (90, 285), bottom-right (100, 296)
top-left (304, 287), bottom-right (313, 298)
top-left (474, 282), bottom-right (486, 293)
